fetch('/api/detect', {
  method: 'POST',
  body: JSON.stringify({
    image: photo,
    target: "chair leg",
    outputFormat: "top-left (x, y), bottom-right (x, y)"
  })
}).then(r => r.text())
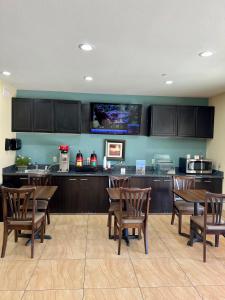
top-left (143, 224), bottom-right (148, 254)
top-left (114, 216), bottom-right (117, 241)
top-left (203, 231), bottom-right (207, 263)
top-left (31, 230), bottom-right (35, 259)
top-left (171, 208), bottom-right (175, 225)
top-left (178, 212), bottom-right (182, 235)
top-left (189, 221), bottom-right (194, 247)
top-left (40, 222), bottom-right (44, 243)
top-left (132, 228), bottom-right (135, 236)
top-left (118, 227), bottom-right (122, 255)
top-left (215, 234), bottom-right (220, 247)
top-left (14, 229), bottom-right (18, 242)
top-left (1, 225), bottom-right (8, 258)
top-left (46, 209), bottom-right (50, 225)
top-left (108, 212), bottom-right (112, 239)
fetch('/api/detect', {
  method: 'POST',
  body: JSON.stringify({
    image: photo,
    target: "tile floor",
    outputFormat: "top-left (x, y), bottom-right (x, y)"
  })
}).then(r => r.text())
top-left (0, 214), bottom-right (225, 299)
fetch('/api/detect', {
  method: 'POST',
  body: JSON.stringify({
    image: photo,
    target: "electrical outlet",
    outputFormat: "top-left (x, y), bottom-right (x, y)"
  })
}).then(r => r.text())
top-left (53, 156), bottom-right (57, 163)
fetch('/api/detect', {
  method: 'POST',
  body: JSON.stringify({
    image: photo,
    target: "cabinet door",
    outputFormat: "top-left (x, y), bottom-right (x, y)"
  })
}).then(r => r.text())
top-left (12, 98), bottom-right (33, 132)
top-left (149, 106), bottom-right (177, 136)
top-left (79, 177), bottom-right (109, 213)
top-left (177, 106), bottom-right (196, 137)
top-left (195, 178), bottom-right (222, 193)
top-left (196, 106), bottom-right (214, 138)
top-left (54, 100), bottom-right (81, 133)
top-left (130, 176), bottom-right (173, 213)
top-left (33, 99), bottom-right (53, 132)
top-left (150, 177), bottom-right (173, 213)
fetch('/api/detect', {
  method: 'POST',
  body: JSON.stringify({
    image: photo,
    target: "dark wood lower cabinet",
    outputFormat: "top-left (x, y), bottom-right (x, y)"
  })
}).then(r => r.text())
top-left (130, 176), bottom-right (173, 213)
top-left (2, 174), bottom-right (223, 214)
top-left (49, 176), bottom-right (109, 213)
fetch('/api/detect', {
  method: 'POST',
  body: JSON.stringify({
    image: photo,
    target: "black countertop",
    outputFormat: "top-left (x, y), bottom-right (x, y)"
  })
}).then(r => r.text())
top-left (3, 165), bottom-right (224, 179)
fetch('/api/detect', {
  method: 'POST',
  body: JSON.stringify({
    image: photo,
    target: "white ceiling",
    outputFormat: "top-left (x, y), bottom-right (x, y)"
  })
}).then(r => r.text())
top-left (0, 0), bottom-right (225, 98)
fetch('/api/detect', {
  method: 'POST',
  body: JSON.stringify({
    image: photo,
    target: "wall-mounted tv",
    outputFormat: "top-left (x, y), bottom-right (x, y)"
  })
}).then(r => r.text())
top-left (90, 103), bottom-right (142, 135)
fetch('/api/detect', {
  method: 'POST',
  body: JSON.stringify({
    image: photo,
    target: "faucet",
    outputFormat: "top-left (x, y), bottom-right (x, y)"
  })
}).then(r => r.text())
top-left (35, 162), bottom-right (38, 170)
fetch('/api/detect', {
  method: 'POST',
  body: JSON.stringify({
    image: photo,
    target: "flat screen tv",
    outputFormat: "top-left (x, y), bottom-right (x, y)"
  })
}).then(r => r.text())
top-left (90, 103), bottom-right (142, 135)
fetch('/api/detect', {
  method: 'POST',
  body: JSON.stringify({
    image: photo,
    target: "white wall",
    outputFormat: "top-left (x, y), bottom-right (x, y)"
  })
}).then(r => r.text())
top-left (0, 80), bottom-right (16, 184)
top-left (206, 92), bottom-right (225, 192)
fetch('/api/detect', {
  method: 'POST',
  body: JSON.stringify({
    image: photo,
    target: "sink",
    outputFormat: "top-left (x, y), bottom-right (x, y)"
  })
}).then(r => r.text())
top-left (25, 169), bottom-right (50, 175)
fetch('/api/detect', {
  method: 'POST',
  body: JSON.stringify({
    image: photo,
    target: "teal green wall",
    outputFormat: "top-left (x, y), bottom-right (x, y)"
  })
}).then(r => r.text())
top-left (16, 90), bottom-right (208, 166)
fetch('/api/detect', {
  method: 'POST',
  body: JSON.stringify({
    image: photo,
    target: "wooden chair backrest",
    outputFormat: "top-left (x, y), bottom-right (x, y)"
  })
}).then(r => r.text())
top-left (28, 174), bottom-right (49, 186)
top-left (109, 176), bottom-right (129, 188)
top-left (119, 187), bottom-right (151, 221)
top-left (1, 186), bottom-right (36, 222)
top-left (173, 176), bottom-right (195, 190)
top-left (204, 192), bottom-right (225, 226)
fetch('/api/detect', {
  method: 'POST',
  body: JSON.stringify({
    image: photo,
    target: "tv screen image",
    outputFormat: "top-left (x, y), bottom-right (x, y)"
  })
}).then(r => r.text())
top-left (90, 103), bottom-right (142, 135)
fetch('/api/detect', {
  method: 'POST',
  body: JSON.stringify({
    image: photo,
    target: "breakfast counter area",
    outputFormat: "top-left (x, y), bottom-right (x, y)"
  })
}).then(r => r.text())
top-left (2, 165), bottom-right (223, 216)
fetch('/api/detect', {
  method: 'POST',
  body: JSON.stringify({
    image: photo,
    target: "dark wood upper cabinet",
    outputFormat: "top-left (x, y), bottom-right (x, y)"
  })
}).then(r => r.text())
top-left (12, 98), bottom-right (81, 133)
top-left (177, 106), bottom-right (196, 137)
top-left (33, 99), bottom-right (54, 132)
top-left (149, 105), bottom-right (214, 138)
top-left (149, 105), bottom-right (177, 136)
top-left (54, 100), bottom-right (81, 133)
top-left (12, 98), bottom-right (33, 132)
top-left (196, 106), bottom-right (214, 138)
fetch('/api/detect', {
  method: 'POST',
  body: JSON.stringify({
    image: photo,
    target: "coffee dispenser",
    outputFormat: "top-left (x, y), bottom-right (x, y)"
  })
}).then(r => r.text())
top-left (58, 145), bottom-right (69, 172)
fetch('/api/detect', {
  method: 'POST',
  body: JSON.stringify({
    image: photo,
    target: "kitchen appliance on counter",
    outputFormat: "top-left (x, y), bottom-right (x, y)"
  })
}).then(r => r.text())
top-left (58, 145), bottom-right (69, 172)
top-left (179, 157), bottom-right (213, 174)
top-left (154, 154), bottom-right (175, 173)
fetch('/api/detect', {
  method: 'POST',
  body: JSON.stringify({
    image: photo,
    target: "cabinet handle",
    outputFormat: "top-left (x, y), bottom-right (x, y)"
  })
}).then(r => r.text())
top-left (204, 180), bottom-right (212, 183)
top-left (164, 179), bottom-right (172, 182)
top-left (195, 180), bottom-right (201, 182)
top-left (80, 178), bottom-right (88, 181)
top-left (19, 177), bottom-right (28, 180)
top-left (152, 179), bottom-right (161, 182)
top-left (68, 178), bottom-right (77, 181)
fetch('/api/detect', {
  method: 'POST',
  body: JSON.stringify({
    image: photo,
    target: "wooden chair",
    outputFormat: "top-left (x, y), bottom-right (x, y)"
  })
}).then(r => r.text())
top-left (1, 186), bottom-right (45, 258)
top-left (114, 187), bottom-right (151, 255)
top-left (189, 192), bottom-right (225, 262)
top-left (107, 176), bottom-right (129, 238)
top-left (171, 176), bottom-right (203, 236)
top-left (28, 173), bottom-right (51, 225)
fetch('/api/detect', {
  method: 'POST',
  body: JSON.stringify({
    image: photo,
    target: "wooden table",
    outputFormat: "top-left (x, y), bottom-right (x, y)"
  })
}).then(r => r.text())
top-left (173, 188), bottom-right (213, 246)
top-left (173, 189), bottom-right (207, 216)
top-left (20, 185), bottom-right (58, 242)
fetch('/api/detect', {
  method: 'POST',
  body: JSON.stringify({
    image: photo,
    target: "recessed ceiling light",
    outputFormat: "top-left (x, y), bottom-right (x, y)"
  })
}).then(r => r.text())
top-left (84, 76), bottom-right (93, 81)
top-left (79, 43), bottom-right (94, 51)
top-left (199, 51), bottom-right (213, 57)
top-left (165, 80), bottom-right (173, 85)
top-left (2, 70), bottom-right (11, 76)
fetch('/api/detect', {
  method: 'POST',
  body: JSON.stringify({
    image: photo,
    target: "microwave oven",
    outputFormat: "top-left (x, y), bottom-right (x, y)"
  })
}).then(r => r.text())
top-left (179, 157), bottom-right (213, 174)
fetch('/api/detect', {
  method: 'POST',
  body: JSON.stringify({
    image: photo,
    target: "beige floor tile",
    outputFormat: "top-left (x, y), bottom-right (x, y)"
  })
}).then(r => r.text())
top-left (41, 239), bottom-right (86, 259)
top-left (176, 258), bottom-right (225, 286)
top-left (141, 287), bottom-right (201, 299)
top-left (196, 285), bottom-right (225, 299)
top-left (0, 240), bottom-right (46, 261)
top-left (207, 236), bottom-right (225, 258)
top-left (23, 290), bottom-right (83, 300)
top-left (128, 237), bottom-right (171, 259)
top-left (132, 258), bottom-right (191, 287)
top-left (54, 215), bottom-right (88, 226)
top-left (87, 227), bottom-right (108, 240)
top-left (84, 288), bottom-right (143, 300)
top-left (88, 215), bottom-right (108, 227)
top-left (163, 237), bottom-right (214, 260)
top-left (84, 258), bottom-right (138, 288)
top-left (27, 259), bottom-right (85, 290)
top-left (51, 225), bottom-right (87, 240)
top-left (86, 239), bottom-right (128, 259)
top-left (0, 261), bottom-right (36, 290)
top-left (0, 291), bottom-right (24, 300)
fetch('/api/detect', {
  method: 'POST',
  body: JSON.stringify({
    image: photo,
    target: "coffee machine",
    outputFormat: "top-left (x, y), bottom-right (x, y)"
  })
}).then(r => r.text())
top-left (58, 145), bottom-right (69, 172)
